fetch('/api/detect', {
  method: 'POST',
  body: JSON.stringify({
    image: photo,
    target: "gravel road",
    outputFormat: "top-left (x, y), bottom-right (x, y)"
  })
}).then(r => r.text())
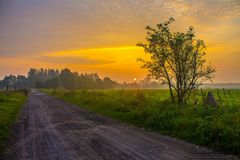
top-left (3, 91), bottom-right (238, 160)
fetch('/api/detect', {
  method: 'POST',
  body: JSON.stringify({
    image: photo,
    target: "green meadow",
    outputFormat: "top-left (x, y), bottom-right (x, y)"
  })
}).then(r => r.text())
top-left (43, 89), bottom-right (240, 154)
top-left (0, 91), bottom-right (27, 152)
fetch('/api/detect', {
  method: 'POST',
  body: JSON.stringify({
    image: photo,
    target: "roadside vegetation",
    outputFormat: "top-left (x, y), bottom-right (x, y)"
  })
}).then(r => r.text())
top-left (43, 88), bottom-right (240, 154)
top-left (0, 91), bottom-right (27, 152)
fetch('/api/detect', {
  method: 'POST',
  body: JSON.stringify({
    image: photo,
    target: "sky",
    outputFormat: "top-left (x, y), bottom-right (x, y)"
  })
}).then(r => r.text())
top-left (0, 0), bottom-right (240, 83)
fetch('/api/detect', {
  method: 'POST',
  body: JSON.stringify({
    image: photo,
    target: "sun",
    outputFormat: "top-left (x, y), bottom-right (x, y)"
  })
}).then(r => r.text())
top-left (133, 78), bottom-right (137, 81)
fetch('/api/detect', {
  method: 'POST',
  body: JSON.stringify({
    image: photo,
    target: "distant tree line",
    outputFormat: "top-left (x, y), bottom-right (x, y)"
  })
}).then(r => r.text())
top-left (0, 68), bottom-right (166, 90)
top-left (0, 68), bottom-right (120, 90)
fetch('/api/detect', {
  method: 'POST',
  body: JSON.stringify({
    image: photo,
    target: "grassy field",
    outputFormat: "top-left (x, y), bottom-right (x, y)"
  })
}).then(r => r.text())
top-left (0, 91), bottom-right (27, 152)
top-left (43, 88), bottom-right (240, 154)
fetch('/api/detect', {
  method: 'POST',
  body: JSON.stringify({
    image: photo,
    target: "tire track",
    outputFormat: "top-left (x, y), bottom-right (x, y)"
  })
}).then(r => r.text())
top-left (3, 92), bottom-right (238, 160)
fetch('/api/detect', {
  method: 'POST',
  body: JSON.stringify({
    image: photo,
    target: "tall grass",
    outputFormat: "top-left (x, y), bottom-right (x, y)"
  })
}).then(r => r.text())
top-left (43, 88), bottom-right (240, 154)
top-left (0, 91), bottom-right (27, 152)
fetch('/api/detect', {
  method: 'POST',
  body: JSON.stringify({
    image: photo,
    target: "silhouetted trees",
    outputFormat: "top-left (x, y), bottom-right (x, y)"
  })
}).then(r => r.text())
top-left (0, 75), bottom-right (17, 91)
top-left (16, 75), bottom-right (27, 89)
top-left (0, 68), bottom-right (167, 90)
top-left (138, 77), bottom-right (162, 88)
top-left (27, 68), bottom-right (59, 88)
top-left (0, 68), bottom-right (120, 90)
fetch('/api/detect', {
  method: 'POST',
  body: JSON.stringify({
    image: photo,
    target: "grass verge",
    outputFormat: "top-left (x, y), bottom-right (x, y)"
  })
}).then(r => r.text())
top-left (0, 91), bottom-right (27, 152)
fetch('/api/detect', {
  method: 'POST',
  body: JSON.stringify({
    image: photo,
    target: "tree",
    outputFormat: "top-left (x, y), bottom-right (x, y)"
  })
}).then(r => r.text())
top-left (16, 75), bottom-right (27, 89)
top-left (2, 75), bottom-right (17, 91)
top-left (139, 77), bottom-right (161, 88)
top-left (27, 68), bottom-right (38, 88)
top-left (0, 68), bottom-right (120, 90)
top-left (137, 18), bottom-right (215, 104)
top-left (59, 68), bottom-right (78, 89)
top-left (103, 77), bottom-right (117, 88)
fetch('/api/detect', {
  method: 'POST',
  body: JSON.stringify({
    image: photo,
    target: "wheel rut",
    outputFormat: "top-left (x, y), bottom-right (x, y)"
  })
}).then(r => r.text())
top-left (2, 92), bottom-right (238, 160)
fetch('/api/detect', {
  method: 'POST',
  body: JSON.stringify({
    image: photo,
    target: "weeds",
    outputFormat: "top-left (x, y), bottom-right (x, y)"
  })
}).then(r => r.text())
top-left (43, 88), bottom-right (240, 154)
top-left (0, 91), bottom-right (26, 152)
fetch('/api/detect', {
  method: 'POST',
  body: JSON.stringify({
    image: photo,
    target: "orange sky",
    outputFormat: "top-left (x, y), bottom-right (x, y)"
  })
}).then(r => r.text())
top-left (0, 0), bottom-right (240, 83)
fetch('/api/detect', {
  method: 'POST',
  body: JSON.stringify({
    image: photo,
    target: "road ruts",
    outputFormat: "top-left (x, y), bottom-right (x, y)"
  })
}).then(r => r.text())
top-left (3, 91), bottom-right (238, 160)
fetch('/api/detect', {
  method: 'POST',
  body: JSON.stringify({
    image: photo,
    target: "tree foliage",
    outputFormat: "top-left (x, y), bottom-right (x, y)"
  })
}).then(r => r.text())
top-left (137, 18), bottom-right (216, 104)
top-left (0, 68), bottom-right (119, 90)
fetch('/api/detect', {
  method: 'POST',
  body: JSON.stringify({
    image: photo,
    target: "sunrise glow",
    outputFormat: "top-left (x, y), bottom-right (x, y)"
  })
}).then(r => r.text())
top-left (0, 0), bottom-right (239, 83)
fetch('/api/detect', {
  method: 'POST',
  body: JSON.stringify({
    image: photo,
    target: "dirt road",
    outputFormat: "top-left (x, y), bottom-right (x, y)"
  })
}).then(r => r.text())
top-left (3, 92), bottom-right (237, 160)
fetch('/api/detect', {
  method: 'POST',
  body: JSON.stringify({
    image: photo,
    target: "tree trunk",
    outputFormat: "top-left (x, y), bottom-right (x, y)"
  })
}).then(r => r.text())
top-left (177, 92), bottom-right (184, 105)
top-left (169, 85), bottom-right (175, 104)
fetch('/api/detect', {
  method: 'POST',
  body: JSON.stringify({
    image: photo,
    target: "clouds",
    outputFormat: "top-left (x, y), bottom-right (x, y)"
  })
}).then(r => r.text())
top-left (37, 56), bottom-right (115, 65)
top-left (38, 46), bottom-right (142, 65)
top-left (0, 0), bottom-right (239, 56)
top-left (0, 0), bottom-right (239, 82)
